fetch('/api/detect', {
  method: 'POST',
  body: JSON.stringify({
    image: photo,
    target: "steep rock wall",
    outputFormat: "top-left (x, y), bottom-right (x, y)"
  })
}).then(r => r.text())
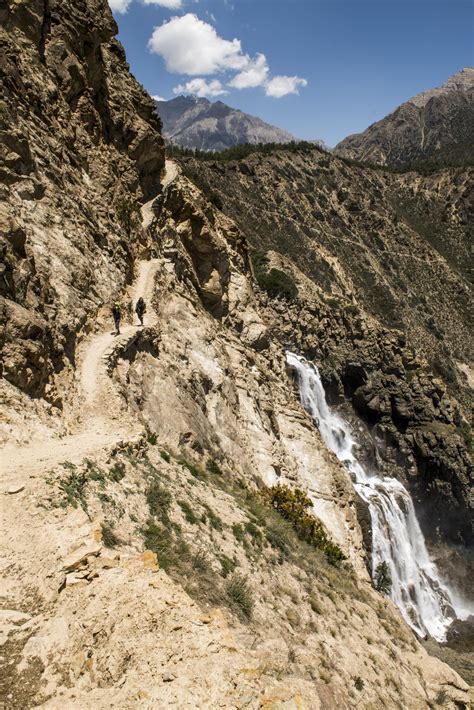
top-left (0, 0), bottom-right (165, 407)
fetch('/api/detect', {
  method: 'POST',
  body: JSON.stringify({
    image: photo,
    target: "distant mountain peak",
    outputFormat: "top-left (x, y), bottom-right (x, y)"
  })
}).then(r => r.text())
top-left (334, 68), bottom-right (474, 168)
top-left (408, 67), bottom-right (474, 108)
top-left (155, 96), bottom-right (298, 151)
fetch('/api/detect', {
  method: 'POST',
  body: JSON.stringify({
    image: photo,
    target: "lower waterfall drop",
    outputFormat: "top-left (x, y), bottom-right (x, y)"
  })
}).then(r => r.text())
top-left (286, 351), bottom-right (467, 642)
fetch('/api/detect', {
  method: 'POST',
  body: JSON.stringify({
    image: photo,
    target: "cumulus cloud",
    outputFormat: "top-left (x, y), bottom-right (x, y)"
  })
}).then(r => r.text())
top-left (173, 78), bottom-right (228, 97)
top-left (265, 75), bottom-right (308, 98)
top-left (143, 0), bottom-right (183, 8)
top-left (229, 53), bottom-right (269, 89)
top-left (148, 14), bottom-right (248, 75)
top-left (109, 0), bottom-right (182, 13)
top-left (147, 13), bottom-right (307, 99)
top-left (109, 0), bottom-right (132, 13)
top-left (152, 94), bottom-right (167, 101)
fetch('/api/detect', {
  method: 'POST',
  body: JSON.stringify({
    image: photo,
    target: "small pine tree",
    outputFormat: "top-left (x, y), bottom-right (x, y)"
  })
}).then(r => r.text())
top-left (374, 561), bottom-right (392, 594)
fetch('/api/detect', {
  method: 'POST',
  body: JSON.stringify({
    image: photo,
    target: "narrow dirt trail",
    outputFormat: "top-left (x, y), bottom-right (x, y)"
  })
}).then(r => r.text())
top-left (80, 257), bottom-right (161, 410)
top-left (0, 161), bottom-right (177, 486)
top-left (1, 258), bottom-right (161, 484)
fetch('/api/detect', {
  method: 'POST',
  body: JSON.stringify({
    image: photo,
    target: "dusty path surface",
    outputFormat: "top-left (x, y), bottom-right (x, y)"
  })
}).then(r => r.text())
top-left (0, 258), bottom-right (161, 485)
top-left (80, 257), bottom-right (161, 409)
top-left (0, 161), bottom-right (177, 486)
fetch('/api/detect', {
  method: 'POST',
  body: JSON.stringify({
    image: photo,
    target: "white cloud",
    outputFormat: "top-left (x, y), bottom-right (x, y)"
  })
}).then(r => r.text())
top-left (148, 13), bottom-right (248, 75)
top-left (109, 0), bottom-right (132, 12)
top-left (265, 75), bottom-right (308, 98)
top-left (173, 78), bottom-right (228, 97)
top-left (229, 53), bottom-right (269, 89)
top-left (143, 0), bottom-right (183, 8)
top-left (109, 0), bottom-right (182, 13)
top-left (146, 12), bottom-right (308, 100)
top-left (152, 94), bottom-right (167, 101)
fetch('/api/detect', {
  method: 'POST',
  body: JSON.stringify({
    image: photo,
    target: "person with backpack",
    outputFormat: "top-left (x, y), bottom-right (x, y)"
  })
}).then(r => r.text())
top-left (135, 297), bottom-right (146, 326)
top-left (112, 302), bottom-right (122, 335)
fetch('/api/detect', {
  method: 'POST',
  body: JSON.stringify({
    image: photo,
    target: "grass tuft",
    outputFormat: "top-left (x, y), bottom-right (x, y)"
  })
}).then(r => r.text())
top-left (226, 574), bottom-right (254, 619)
top-left (101, 522), bottom-right (121, 548)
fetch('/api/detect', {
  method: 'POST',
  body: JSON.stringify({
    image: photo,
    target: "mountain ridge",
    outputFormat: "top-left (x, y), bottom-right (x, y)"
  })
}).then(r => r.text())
top-left (334, 68), bottom-right (474, 167)
top-left (155, 94), bottom-right (298, 151)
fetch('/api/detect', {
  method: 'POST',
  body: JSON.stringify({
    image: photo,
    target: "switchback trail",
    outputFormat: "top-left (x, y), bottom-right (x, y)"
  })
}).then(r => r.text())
top-left (0, 162), bottom-right (178, 486)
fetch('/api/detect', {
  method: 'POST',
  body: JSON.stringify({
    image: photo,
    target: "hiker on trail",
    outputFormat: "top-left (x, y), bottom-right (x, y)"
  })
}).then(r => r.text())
top-left (112, 302), bottom-right (122, 335)
top-left (127, 299), bottom-right (134, 323)
top-left (135, 297), bottom-right (146, 326)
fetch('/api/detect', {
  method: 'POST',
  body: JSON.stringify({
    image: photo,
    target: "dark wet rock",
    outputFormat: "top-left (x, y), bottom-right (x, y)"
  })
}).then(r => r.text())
top-left (445, 617), bottom-right (474, 653)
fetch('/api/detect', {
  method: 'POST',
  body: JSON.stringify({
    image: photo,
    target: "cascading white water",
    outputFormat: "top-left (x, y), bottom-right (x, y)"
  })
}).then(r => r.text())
top-left (286, 351), bottom-right (468, 641)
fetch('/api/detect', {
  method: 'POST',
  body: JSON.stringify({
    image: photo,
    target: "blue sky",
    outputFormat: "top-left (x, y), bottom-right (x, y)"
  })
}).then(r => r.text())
top-left (110, 0), bottom-right (474, 146)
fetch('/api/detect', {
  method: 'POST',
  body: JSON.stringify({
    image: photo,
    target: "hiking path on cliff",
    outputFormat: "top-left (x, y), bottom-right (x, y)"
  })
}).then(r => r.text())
top-left (0, 162), bottom-right (178, 487)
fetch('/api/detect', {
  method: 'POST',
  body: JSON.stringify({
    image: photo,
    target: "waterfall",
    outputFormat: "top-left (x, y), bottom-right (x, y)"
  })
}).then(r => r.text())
top-left (286, 351), bottom-right (468, 641)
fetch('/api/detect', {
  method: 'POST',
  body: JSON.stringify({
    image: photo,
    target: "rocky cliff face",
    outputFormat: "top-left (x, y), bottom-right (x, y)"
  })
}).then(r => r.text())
top-left (334, 68), bottom-right (474, 167)
top-left (0, 0), bottom-right (165, 411)
top-left (0, 1), bottom-right (472, 708)
top-left (156, 95), bottom-right (296, 151)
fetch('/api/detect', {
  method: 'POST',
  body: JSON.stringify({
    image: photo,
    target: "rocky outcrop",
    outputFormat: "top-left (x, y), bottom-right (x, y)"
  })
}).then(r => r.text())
top-left (334, 68), bottom-right (474, 167)
top-left (152, 174), bottom-right (252, 319)
top-left (157, 95), bottom-right (296, 151)
top-left (3, 444), bottom-right (470, 709)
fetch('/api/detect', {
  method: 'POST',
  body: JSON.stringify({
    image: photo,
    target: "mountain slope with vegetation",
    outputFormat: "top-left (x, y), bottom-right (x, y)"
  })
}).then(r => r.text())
top-left (335, 68), bottom-right (474, 168)
top-left (180, 148), bottom-right (473, 551)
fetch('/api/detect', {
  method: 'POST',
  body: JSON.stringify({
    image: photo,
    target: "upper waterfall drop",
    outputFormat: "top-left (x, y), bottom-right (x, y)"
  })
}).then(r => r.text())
top-left (286, 351), bottom-right (468, 642)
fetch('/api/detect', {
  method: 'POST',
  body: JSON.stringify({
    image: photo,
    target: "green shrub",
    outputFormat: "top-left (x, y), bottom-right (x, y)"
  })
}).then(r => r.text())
top-left (147, 431), bottom-right (158, 445)
top-left (109, 462), bottom-right (125, 482)
top-left (191, 549), bottom-right (210, 573)
top-left (244, 521), bottom-right (263, 546)
top-left (226, 574), bottom-right (254, 619)
top-left (160, 450), bottom-right (171, 463)
top-left (262, 484), bottom-right (346, 564)
top-left (232, 523), bottom-right (246, 544)
top-left (354, 676), bottom-right (364, 691)
top-left (178, 499), bottom-right (199, 525)
top-left (58, 462), bottom-right (88, 509)
top-left (265, 516), bottom-right (294, 552)
top-left (251, 250), bottom-right (298, 300)
top-left (456, 419), bottom-right (472, 451)
top-left (85, 459), bottom-right (106, 485)
top-left (101, 522), bottom-right (121, 548)
top-left (146, 481), bottom-right (172, 523)
top-left (206, 458), bottom-right (222, 476)
top-left (219, 554), bottom-right (239, 578)
top-left (180, 459), bottom-right (207, 480)
top-left (374, 561), bottom-right (392, 595)
top-left (203, 504), bottom-right (223, 531)
top-left (143, 520), bottom-right (188, 572)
